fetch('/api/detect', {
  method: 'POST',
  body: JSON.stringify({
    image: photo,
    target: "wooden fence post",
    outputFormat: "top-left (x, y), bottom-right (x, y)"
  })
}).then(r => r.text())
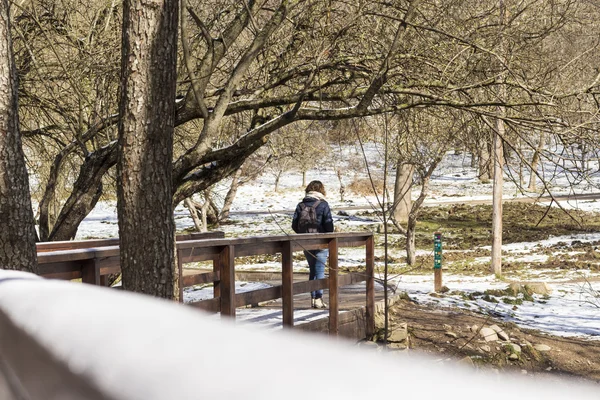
top-left (328, 238), bottom-right (339, 336)
top-left (212, 259), bottom-right (221, 299)
top-left (219, 245), bottom-right (236, 317)
top-left (282, 241), bottom-right (294, 328)
top-left (177, 249), bottom-right (183, 303)
top-left (365, 235), bottom-right (375, 338)
top-left (81, 260), bottom-right (100, 285)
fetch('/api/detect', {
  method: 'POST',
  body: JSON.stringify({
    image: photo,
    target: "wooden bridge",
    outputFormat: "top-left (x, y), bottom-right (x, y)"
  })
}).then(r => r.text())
top-left (35, 231), bottom-right (376, 337)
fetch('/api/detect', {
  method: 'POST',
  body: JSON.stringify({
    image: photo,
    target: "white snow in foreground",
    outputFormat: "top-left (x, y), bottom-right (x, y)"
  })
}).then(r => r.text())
top-left (4, 271), bottom-right (598, 399)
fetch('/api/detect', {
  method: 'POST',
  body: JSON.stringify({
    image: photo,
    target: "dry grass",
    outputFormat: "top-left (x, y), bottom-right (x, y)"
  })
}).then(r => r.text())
top-left (347, 177), bottom-right (385, 196)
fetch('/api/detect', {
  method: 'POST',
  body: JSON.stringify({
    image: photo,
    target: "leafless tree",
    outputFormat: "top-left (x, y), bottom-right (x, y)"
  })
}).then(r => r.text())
top-left (0, 0), bottom-right (37, 272)
top-left (116, 0), bottom-right (179, 298)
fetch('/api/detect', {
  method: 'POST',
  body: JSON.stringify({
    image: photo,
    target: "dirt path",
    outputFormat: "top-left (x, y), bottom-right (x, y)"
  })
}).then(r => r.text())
top-left (389, 298), bottom-right (600, 383)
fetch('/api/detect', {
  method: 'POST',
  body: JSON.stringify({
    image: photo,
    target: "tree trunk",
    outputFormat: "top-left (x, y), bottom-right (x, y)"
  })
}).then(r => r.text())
top-left (470, 152), bottom-right (477, 168)
top-left (528, 132), bottom-right (545, 191)
top-left (0, 0), bottom-right (38, 271)
top-left (336, 169), bottom-right (345, 201)
top-left (406, 214), bottom-right (417, 266)
top-left (392, 163), bottom-right (414, 224)
top-left (184, 198), bottom-right (203, 231)
top-left (117, 0), bottom-right (179, 299)
top-left (302, 170), bottom-right (307, 187)
top-left (220, 167), bottom-right (243, 221)
top-left (491, 0), bottom-right (506, 277)
top-left (274, 169), bottom-right (282, 192)
top-left (478, 141), bottom-right (491, 183)
top-left (49, 144), bottom-right (116, 240)
top-left (199, 195), bottom-right (209, 233)
top-left (491, 124), bottom-right (504, 276)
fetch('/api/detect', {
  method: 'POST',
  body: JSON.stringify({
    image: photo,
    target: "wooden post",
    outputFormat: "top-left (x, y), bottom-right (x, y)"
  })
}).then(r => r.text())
top-left (328, 238), bottom-right (339, 336)
top-left (81, 260), bottom-right (100, 285)
top-left (212, 258), bottom-right (221, 299)
top-left (175, 248), bottom-right (183, 303)
top-left (365, 235), bottom-right (375, 338)
top-left (282, 241), bottom-right (294, 328)
top-left (219, 245), bottom-right (236, 317)
top-left (434, 232), bottom-right (443, 292)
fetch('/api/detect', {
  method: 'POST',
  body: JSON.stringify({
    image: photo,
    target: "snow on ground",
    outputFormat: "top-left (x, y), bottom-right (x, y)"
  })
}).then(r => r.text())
top-left (67, 145), bottom-right (600, 339)
top-left (389, 272), bottom-right (600, 339)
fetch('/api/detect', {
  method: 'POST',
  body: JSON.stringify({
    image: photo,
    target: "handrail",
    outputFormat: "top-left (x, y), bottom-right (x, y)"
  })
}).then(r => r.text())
top-left (35, 232), bottom-right (375, 336)
top-left (36, 231), bottom-right (224, 252)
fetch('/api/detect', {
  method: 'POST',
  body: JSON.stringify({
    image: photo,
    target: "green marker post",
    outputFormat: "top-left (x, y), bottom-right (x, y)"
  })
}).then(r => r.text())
top-left (434, 232), bottom-right (443, 292)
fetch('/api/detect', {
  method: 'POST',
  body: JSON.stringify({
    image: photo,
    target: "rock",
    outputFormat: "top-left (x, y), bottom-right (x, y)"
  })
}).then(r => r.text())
top-left (480, 345), bottom-right (491, 353)
top-left (458, 356), bottom-right (475, 367)
top-left (489, 324), bottom-right (510, 341)
top-left (388, 342), bottom-right (407, 350)
top-left (521, 370), bottom-right (528, 375)
top-left (443, 324), bottom-right (452, 331)
top-left (534, 344), bottom-right (551, 352)
top-left (470, 324), bottom-right (479, 333)
top-left (445, 331), bottom-right (458, 339)
top-left (509, 353), bottom-right (519, 361)
top-left (507, 344), bottom-right (522, 354)
top-left (526, 282), bottom-right (552, 295)
top-left (387, 323), bottom-right (408, 343)
top-left (508, 282), bottom-right (552, 296)
top-left (479, 327), bottom-right (499, 342)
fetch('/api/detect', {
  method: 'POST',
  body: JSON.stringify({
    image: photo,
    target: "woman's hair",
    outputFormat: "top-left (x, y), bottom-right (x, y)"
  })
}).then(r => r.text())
top-left (305, 180), bottom-right (326, 196)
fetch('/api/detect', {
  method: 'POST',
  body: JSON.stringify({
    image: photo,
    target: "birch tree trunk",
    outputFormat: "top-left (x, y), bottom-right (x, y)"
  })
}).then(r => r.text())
top-left (491, 0), bottom-right (506, 277)
top-left (0, 0), bottom-right (38, 272)
top-left (491, 120), bottom-right (504, 276)
top-left (117, 0), bottom-right (179, 299)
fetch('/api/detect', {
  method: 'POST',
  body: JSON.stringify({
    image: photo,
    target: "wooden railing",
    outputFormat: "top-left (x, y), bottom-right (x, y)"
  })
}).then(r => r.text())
top-left (36, 232), bottom-right (225, 285)
top-left (36, 232), bottom-right (375, 336)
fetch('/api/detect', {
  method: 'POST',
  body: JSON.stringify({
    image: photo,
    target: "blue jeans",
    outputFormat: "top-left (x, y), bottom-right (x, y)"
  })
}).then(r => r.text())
top-left (304, 249), bottom-right (328, 299)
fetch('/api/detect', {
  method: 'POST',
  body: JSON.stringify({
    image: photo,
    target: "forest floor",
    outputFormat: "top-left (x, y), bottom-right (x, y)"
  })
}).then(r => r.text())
top-left (364, 202), bottom-right (600, 384)
top-left (385, 297), bottom-right (600, 383)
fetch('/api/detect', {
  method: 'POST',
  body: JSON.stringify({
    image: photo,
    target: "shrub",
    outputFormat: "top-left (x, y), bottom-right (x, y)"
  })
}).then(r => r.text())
top-left (347, 177), bottom-right (385, 196)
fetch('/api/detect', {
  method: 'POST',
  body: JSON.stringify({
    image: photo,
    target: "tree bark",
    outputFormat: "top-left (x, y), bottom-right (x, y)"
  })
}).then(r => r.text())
top-left (392, 163), bottom-right (414, 224)
top-left (220, 167), bottom-right (243, 221)
top-left (406, 214), bottom-right (417, 265)
top-left (491, 122), bottom-right (504, 276)
top-left (478, 140), bottom-right (492, 183)
top-left (336, 169), bottom-right (345, 201)
top-left (184, 198), bottom-right (203, 231)
top-left (117, 0), bottom-right (179, 299)
top-left (491, 0), bottom-right (506, 277)
top-left (528, 132), bottom-right (545, 191)
top-left (0, 0), bottom-right (38, 272)
top-left (274, 169), bottom-right (282, 192)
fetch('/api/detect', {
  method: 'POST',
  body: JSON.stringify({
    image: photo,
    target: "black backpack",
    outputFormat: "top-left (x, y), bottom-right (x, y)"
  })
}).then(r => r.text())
top-left (297, 201), bottom-right (321, 233)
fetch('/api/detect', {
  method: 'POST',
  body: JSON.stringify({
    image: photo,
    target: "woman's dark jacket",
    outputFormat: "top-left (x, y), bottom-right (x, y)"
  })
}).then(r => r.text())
top-left (292, 197), bottom-right (334, 233)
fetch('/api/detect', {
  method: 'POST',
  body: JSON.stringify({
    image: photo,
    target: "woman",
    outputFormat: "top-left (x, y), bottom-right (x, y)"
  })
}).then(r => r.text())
top-left (291, 180), bottom-right (334, 308)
